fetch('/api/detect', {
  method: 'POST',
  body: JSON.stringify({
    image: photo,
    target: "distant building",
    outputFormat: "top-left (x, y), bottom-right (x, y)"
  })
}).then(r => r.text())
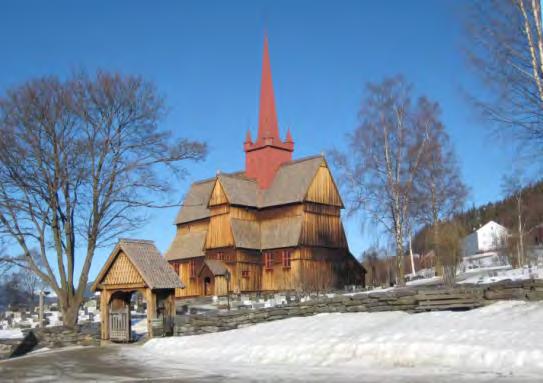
top-left (461, 221), bottom-right (510, 271)
top-left (527, 223), bottom-right (543, 265)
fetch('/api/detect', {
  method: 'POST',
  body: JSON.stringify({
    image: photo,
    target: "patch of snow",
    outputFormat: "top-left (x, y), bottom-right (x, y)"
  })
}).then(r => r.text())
top-left (458, 265), bottom-right (543, 284)
top-left (28, 347), bottom-right (51, 354)
top-left (135, 301), bottom-right (543, 378)
top-left (131, 317), bottom-right (147, 336)
top-left (406, 276), bottom-right (442, 286)
top-left (0, 329), bottom-right (24, 339)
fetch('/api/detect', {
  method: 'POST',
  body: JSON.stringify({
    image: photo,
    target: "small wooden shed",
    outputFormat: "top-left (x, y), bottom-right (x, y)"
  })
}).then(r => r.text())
top-left (92, 239), bottom-right (184, 341)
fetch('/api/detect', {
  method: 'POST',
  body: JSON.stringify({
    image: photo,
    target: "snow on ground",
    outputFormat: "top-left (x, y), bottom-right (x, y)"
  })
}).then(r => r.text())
top-left (0, 329), bottom-right (23, 339)
top-left (132, 301), bottom-right (543, 380)
top-left (131, 316), bottom-right (147, 337)
top-left (458, 266), bottom-right (543, 285)
top-left (406, 276), bottom-right (442, 286)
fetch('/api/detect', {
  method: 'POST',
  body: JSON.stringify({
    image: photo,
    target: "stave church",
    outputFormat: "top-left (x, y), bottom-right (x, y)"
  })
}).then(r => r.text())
top-left (164, 37), bottom-right (365, 298)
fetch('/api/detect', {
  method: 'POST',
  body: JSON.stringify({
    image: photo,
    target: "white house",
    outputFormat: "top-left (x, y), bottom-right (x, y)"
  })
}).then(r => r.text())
top-left (461, 221), bottom-right (510, 271)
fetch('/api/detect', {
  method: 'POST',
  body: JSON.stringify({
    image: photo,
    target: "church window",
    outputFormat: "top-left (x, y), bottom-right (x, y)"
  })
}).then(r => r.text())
top-left (217, 252), bottom-right (225, 261)
top-left (282, 250), bottom-right (292, 268)
top-left (264, 252), bottom-right (273, 270)
top-left (189, 260), bottom-right (196, 278)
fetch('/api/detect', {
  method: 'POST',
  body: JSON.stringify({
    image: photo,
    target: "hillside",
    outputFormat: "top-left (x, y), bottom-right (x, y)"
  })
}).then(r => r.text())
top-left (413, 180), bottom-right (543, 254)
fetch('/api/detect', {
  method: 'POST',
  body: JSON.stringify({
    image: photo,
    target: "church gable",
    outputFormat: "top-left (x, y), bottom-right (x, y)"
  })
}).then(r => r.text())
top-left (305, 160), bottom-right (343, 207)
top-left (209, 179), bottom-right (229, 207)
top-left (101, 251), bottom-right (145, 286)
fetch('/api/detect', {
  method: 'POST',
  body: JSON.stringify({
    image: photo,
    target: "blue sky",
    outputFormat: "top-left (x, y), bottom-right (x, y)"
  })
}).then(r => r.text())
top-left (0, 0), bottom-right (521, 280)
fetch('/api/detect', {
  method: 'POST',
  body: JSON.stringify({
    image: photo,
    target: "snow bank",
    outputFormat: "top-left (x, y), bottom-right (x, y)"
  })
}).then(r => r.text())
top-left (0, 329), bottom-right (23, 339)
top-left (458, 266), bottom-right (543, 284)
top-left (137, 301), bottom-right (543, 377)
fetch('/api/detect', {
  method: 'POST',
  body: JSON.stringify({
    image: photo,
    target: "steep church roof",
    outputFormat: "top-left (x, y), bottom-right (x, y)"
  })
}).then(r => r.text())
top-left (174, 155), bottom-right (325, 224)
top-left (165, 231), bottom-right (207, 261)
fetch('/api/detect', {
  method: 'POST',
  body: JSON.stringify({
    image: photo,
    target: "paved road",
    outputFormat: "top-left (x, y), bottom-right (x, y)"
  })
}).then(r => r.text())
top-left (0, 345), bottom-right (223, 382)
top-left (1, 345), bottom-right (541, 382)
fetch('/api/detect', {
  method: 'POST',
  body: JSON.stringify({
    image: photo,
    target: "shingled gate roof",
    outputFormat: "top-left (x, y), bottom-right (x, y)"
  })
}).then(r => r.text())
top-left (92, 239), bottom-right (184, 291)
top-left (164, 231), bottom-right (207, 261)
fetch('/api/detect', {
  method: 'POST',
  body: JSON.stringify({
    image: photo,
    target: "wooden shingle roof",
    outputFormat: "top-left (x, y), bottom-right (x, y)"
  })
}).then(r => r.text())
top-left (164, 231), bottom-right (207, 261)
top-left (175, 180), bottom-right (215, 224)
top-left (218, 174), bottom-right (259, 207)
top-left (92, 239), bottom-right (184, 291)
top-left (260, 155), bottom-right (323, 207)
top-left (175, 155), bottom-right (325, 225)
top-left (260, 216), bottom-right (304, 249)
top-left (199, 259), bottom-right (228, 276)
top-left (231, 219), bottom-right (261, 249)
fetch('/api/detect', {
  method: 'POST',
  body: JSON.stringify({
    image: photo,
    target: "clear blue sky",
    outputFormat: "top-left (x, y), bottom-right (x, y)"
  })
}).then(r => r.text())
top-left (0, 0), bottom-right (521, 280)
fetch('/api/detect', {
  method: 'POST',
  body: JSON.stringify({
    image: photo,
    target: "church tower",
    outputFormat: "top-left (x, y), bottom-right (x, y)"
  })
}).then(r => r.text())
top-left (244, 36), bottom-right (294, 189)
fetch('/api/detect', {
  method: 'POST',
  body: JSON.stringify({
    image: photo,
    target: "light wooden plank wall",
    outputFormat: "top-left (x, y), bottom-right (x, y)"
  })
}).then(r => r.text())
top-left (230, 206), bottom-right (258, 221)
top-left (205, 213), bottom-right (234, 249)
top-left (174, 257), bottom-right (204, 298)
top-left (303, 202), bottom-right (340, 216)
top-left (102, 251), bottom-right (145, 286)
top-left (257, 204), bottom-right (303, 220)
top-left (177, 219), bottom-right (209, 235)
top-left (300, 212), bottom-right (347, 248)
top-left (209, 180), bottom-right (228, 206)
top-left (305, 164), bottom-right (343, 207)
top-left (260, 249), bottom-right (301, 291)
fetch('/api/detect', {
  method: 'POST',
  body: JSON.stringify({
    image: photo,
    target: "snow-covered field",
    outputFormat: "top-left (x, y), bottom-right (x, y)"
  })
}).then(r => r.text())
top-left (131, 301), bottom-right (543, 381)
top-left (0, 329), bottom-right (23, 339)
top-left (459, 266), bottom-right (543, 285)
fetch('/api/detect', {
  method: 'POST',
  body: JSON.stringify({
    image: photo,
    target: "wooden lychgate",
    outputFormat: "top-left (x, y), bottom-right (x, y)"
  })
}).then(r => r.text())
top-left (91, 239), bottom-right (184, 341)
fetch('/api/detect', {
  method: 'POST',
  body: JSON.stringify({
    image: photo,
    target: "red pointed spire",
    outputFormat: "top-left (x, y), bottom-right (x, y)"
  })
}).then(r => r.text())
top-left (244, 35), bottom-right (294, 189)
top-left (257, 35), bottom-right (280, 144)
top-left (245, 128), bottom-right (253, 144)
top-left (285, 127), bottom-right (293, 143)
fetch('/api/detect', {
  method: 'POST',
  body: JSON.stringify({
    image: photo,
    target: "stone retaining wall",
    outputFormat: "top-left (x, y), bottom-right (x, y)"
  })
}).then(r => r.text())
top-left (0, 322), bottom-right (100, 360)
top-left (23, 322), bottom-right (101, 349)
top-left (174, 279), bottom-right (543, 336)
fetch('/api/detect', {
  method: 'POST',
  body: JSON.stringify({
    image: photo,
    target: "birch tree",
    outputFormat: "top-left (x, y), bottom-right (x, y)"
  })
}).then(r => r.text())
top-left (331, 76), bottom-right (430, 285)
top-left (413, 99), bottom-right (468, 277)
top-left (502, 172), bottom-right (528, 266)
top-left (0, 72), bottom-right (207, 326)
top-left (465, 0), bottom-right (543, 159)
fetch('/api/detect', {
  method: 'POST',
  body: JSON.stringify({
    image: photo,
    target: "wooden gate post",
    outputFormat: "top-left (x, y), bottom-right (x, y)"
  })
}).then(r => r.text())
top-left (146, 289), bottom-right (156, 338)
top-left (100, 289), bottom-right (110, 340)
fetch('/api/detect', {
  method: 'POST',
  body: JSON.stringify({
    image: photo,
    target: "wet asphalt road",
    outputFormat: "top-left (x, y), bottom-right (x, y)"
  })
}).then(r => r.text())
top-left (1, 345), bottom-right (542, 383)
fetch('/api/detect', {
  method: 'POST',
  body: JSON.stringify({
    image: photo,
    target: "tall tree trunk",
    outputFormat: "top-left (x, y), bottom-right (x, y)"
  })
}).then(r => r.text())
top-left (517, 196), bottom-right (525, 266)
top-left (409, 234), bottom-right (416, 276)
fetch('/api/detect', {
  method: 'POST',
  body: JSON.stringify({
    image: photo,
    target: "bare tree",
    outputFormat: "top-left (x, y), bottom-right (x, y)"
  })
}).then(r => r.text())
top-left (0, 72), bottom-right (207, 326)
top-left (413, 100), bottom-right (468, 275)
top-left (12, 253), bottom-right (48, 312)
top-left (331, 76), bottom-right (431, 286)
top-left (465, 0), bottom-right (543, 159)
top-left (434, 221), bottom-right (465, 287)
top-left (502, 172), bottom-right (529, 266)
